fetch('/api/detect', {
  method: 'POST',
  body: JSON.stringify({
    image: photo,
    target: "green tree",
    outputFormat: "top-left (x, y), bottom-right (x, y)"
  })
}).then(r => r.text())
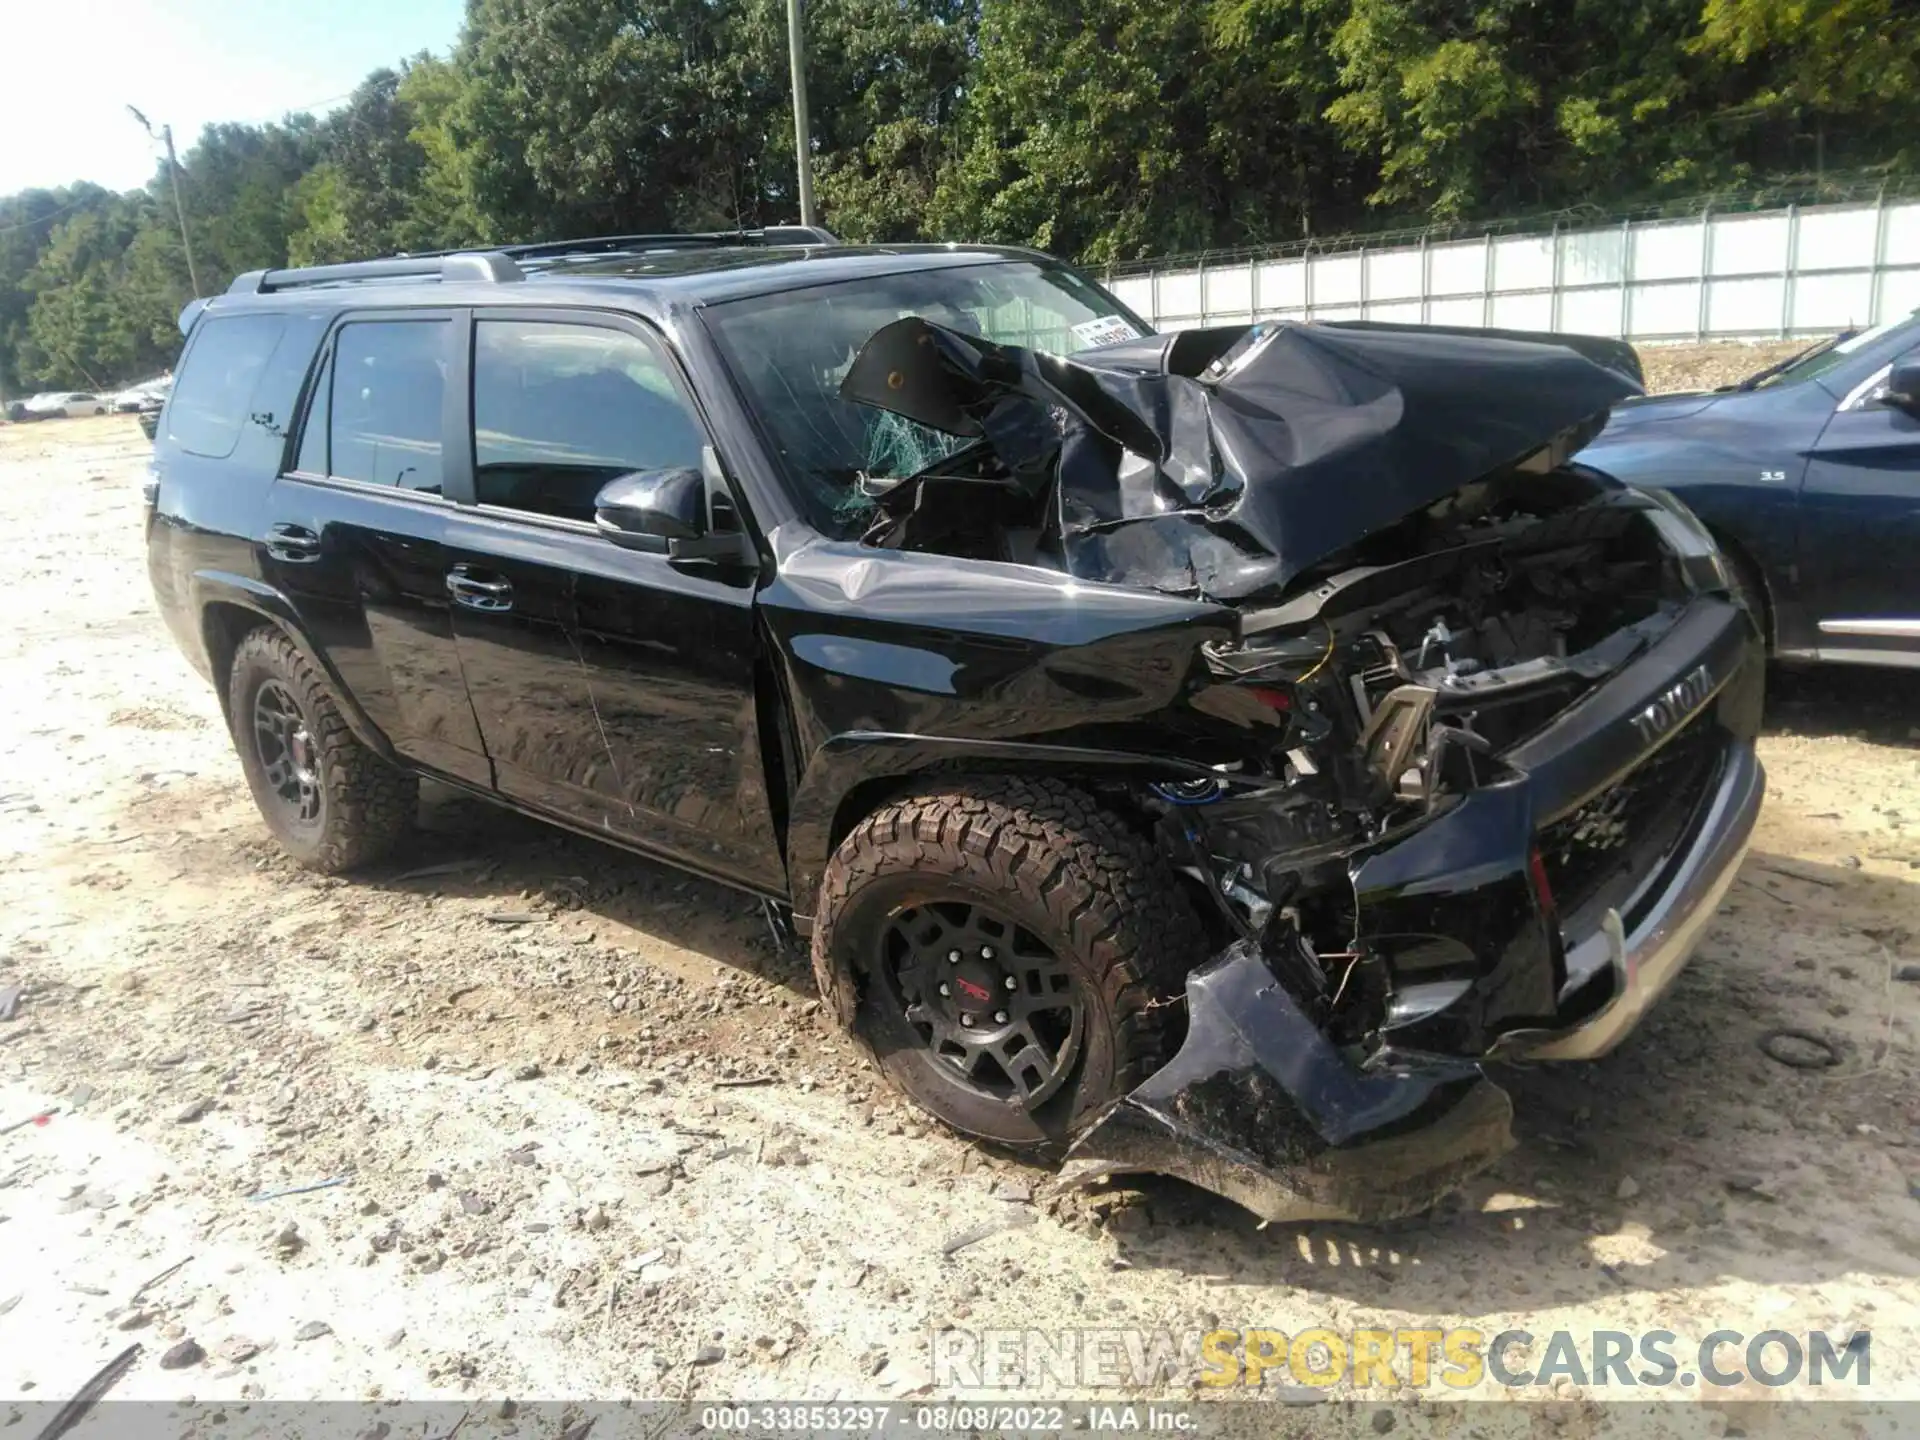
top-left (24, 201), bottom-right (152, 387)
top-left (1, 187), bottom-right (121, 393)
top-left (1324, 0), bottom-right (1537, 216)
top-left (7, 0), bottom-right (1920, 395)
top-left (398, 56), bottom-right (489, 248)
top-left (455, 0), bottom-right (973, 240)
top-left (933, 0), bottom-right (1355, 262)
top-left (806, 0), bottom-right (976, 241)
top-left (1691, 0), bottom-right (1920, 174)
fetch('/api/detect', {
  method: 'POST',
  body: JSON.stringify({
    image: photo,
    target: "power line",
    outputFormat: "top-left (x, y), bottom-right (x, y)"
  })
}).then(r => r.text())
top-left (0, 193), bottom-right (103, 237)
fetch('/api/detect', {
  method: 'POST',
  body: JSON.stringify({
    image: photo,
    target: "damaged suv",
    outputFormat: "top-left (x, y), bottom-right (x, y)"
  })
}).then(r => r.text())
top-left (146, 235), bottom-right (1764, 1223)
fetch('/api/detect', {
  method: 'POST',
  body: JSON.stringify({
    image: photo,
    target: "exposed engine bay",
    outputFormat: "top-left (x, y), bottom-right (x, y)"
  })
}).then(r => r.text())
top-left (1140, 469), bottom-right (1688, 1055)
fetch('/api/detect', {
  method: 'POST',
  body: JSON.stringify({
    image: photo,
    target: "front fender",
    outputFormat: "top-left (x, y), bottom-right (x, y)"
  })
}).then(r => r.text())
top-left (760, 536), bottom-right (1239, 911)
top-left (785, 731), bottom-right (1229, 915)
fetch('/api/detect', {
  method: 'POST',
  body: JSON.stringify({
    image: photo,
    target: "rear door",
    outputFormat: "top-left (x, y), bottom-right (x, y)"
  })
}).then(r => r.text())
top-left (1797, 342), bottom-right (1920, 664)
top-left (440, 308), bottom-right (785, 893)
top-left (268, 309), bottom-right (492, 786)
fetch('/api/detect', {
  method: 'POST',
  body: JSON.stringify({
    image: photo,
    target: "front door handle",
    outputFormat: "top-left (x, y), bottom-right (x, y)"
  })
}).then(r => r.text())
top-left (265, 523), bottom-right (321, 563)
top-left (446, 565), bottom-right (514, 613)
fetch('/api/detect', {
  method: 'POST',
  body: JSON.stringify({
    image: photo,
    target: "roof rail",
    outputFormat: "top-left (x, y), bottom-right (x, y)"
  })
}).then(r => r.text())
top-left (227, 251), bottom-right (525, 295)
top-left (221, 226), bottom-right (840, 295)
top-left (498, 225), bottom-right (840, 264)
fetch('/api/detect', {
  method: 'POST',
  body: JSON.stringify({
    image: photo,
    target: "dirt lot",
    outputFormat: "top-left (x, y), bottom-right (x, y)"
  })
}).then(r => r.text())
top-left (1, 363), bottom-right (1916, 1419)
top-left (1635, 340), bottom-right (1808, 395)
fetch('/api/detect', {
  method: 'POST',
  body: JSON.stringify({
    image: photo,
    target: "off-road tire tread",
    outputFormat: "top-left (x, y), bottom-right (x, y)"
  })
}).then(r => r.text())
top-left (228, 626), bottom-right (415, 873)
top-left (812, 776), bottom-right (1204, 1145)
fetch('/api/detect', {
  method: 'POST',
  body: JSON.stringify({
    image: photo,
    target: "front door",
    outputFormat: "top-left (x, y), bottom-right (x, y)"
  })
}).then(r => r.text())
top-left (269, 309), bottom-right (492, 787)
top-left (1798, 346), bottom-right (1920, 664)
top-left (442, 310), bottom-right (785, 893)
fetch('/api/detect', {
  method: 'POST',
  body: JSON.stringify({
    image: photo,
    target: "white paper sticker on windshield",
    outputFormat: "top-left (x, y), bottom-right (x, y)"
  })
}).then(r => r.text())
top-left (1071, 315), bottom-right (1142, 349)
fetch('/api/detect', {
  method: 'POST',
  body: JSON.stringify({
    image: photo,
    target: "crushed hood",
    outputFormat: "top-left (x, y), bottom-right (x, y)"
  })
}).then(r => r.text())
top-left (840, 317), bottom-right (1642, 601)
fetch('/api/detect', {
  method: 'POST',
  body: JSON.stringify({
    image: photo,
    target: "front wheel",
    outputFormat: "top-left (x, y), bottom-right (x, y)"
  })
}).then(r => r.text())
top-left (812, 778), bottom-right (1204, 1150)
top-left (227, 627), bottom-right (416, 872)
top-left (1720, 545), bottom-right (1771, 651)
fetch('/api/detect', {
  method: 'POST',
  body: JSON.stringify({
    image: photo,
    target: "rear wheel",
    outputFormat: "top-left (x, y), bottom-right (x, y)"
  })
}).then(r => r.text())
top-left (813, 778), bottom-right (1202, 1150)
top-left (226, 627), bottom-right (416, 872)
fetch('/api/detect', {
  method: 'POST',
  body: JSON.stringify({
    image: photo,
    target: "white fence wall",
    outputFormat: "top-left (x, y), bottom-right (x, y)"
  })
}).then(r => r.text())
top-left (1106, 199), bottom-right (1920, 341)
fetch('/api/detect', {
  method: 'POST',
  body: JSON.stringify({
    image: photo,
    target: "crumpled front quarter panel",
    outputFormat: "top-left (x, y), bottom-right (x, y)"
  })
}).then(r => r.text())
top-left (763, 535), bottom-right (1236, 905)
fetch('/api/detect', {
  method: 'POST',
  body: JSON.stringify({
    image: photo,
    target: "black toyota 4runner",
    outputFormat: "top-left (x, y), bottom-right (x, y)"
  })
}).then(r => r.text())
top-left (147, 231), bottom-right (1765, 1222)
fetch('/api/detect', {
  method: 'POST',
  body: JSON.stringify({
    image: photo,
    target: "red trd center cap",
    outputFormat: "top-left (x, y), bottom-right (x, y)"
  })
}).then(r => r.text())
top-left (939, 951), bottom-right (1013, 1026)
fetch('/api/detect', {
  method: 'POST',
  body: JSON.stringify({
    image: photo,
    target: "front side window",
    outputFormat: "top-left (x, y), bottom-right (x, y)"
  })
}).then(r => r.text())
top-left (329, 320), bottom-right (448, 492)
top-left (471, 319), bottom-right (705, 523)
top-left (702, 261), bottom-right (1146, 536)
top-left (167, 314), bottom-right (290, 459)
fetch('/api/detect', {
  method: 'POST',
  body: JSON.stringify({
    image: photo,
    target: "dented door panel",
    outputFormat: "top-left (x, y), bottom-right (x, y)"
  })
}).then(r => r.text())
top-left (441, 508), bottom-right (784, 893)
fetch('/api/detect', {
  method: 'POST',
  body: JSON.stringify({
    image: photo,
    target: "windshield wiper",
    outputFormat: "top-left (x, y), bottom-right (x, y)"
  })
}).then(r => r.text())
top-left (1730, 328), bottom-right (1855, 391)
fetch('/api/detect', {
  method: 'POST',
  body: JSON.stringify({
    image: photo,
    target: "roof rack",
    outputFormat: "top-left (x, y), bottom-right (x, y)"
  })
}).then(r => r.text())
top-left (223, 224), bottom-right (840, 295)
top-left (228, 251), bottom-right (525, 294)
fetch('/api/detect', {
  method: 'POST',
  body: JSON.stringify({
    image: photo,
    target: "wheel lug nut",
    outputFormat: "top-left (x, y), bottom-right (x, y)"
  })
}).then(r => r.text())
top-left (948, 950), bottom-right (961, 964)
top-left (938, 983), bottom-right (950, 997)
top-left (960, 1014), bottom-right (974, 1028)
top-left (994, 1010), bottom-right (1008, 1024)
top-left (1003, 976), bottom-right (1017, 989)
top-left (980, 946), bottom-right (995, 960)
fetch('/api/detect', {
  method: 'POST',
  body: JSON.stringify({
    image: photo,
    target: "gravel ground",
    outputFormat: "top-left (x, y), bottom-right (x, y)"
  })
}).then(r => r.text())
top-left (1636, 340), bottom-right (1807, 395)
top-left (1, 389), bottom-right (1916, 1421)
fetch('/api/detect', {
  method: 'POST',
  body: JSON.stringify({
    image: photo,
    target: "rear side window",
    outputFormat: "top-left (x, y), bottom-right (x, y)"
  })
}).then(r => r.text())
top-left (471, 319), bottom-right (704, 522)
top-left (328, 320), bottom-right (448, 492)
top-left (167, 314), bottom-right (289, 458)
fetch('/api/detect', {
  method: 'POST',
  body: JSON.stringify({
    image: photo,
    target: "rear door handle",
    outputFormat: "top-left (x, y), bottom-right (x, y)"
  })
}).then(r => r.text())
top-left (446, 564), bottom-right (514, 612)
top-left (265, 523), bottom-right (321, 563)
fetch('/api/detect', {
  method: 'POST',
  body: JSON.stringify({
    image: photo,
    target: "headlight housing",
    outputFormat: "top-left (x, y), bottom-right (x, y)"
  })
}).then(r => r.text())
top-left (1633, 485), bottom-right (1733, 597)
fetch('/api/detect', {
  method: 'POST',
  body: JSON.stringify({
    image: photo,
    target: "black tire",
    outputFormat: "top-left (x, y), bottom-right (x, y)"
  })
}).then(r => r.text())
top-left (1719, 543), bottom-right (1771, 651)
top-left (812, 777), bottom-right (1204, 1151)
top-left (226, 627), bottom-right (416, 872)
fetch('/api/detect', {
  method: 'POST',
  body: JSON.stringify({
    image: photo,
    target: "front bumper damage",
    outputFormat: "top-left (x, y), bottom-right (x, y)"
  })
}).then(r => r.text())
top-left (1058, 944), bottom-right (1517, 1224)
top-left (1497, 739), bottom-right (1762, 1062)
top-left (1064, 602), bottom-right (1766, 1225)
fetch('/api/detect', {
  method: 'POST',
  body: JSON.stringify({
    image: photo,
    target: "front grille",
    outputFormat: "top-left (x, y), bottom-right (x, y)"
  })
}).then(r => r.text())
top-left (1536, 710), bottom-right (1722, 918)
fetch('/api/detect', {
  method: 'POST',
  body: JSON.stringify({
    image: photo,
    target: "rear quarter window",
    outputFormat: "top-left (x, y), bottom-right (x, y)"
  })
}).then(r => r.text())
top-left (167, 314), bottom-right (291, 459)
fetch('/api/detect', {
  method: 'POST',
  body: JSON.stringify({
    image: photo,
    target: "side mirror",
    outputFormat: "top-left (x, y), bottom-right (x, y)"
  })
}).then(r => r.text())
top-left (594, 467), bottom-right (704, 546)
top-left (1882, 361), bottom-right (1920, 414)
top-left (592, 467), bottom-right (751, 562)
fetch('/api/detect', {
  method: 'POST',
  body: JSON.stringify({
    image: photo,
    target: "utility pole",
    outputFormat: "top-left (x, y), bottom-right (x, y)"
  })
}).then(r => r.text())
top-left (128, 106), bottom-right (201, 298)
top-left (785, 0), bottom-right (817, 227)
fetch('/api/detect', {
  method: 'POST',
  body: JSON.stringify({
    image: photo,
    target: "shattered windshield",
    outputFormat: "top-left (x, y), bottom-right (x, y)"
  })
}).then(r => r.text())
top-left (702, 261), bottom-right (1146, 535)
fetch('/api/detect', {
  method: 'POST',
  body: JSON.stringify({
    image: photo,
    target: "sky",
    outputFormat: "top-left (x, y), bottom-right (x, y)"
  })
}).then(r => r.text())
top-left (0, 0), bottom-right (468, 197)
